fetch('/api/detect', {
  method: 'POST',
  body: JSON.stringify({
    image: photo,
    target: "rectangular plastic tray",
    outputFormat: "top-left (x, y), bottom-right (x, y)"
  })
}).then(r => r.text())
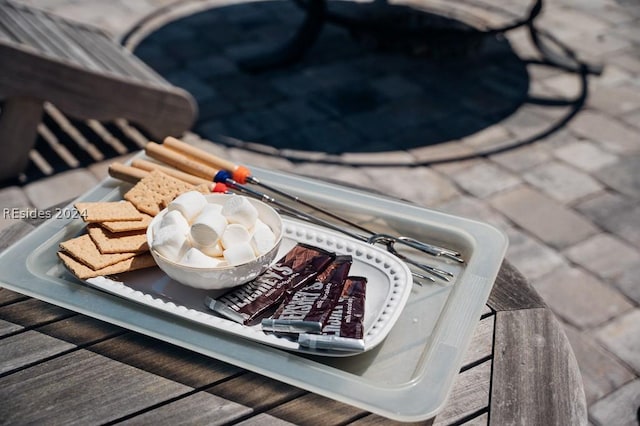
top-left (0, 165), bottom-right (507, 422)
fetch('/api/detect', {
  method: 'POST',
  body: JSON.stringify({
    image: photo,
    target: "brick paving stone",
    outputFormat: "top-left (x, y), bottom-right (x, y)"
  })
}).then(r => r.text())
top-left (503, 228), bottom-right (567, 281)
top-left (620, 108), bottom-right (640, 131)
top-left (410, 142), bottom-right (476, 164)
top-left (595, 154), bottom-right (640, 199)
top-left (564, 233), bottom-right (640, 281)
top-left (538, 73), bottom-right (585, 98)
top-left (563, 324), bottom-right (636, 405)
top-left (490, 144), bottom-right (552, 172)
top-left (595, 309), bottom-right (640, 374)
top-left (490, 186), bottom-right (598, 249)
top-left (0, 187), bottom-right (33, 232)
top-left (434, 195), bottom-right (510, 230)
top-left (569, 110), bottom-right (640, 155)
top-left (523, 161), bottom-right (604, 204)
top-left (590, 379), bottom-right (640, 426)
top-left (289, 163), bottom-right (373, 190)
top-left (449, 161), bottom-right (521, 198)
top-left (499, 106), bottom-right (551, 140)
top-left (363, 167), bottom-right (459, 207)
top-left (533, 267), bottom-right (633, 328)
top-left (588, 84), bottom-right (640, 115)
top-left (339, 150), bottom-right (416, 166)
top-left (553, 141), bottom-right (619, 172)
top-left (23, 169), bottom-right (99, 209)
top-left (186, 55), bottom-right (238, 79)
top-left (563, 31), bottom-right (631, 61)
top-left (459, 123), bottom-right (513, 152)
top-left (370, 75), bottom-right (424, 99)
top-left (576, 191), bottom-right (640, 249)
top-left (614, 263), bottom-right (640, 305)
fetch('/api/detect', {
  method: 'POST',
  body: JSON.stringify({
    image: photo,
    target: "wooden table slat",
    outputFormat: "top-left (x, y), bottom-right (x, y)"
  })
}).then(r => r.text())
top-left (36, 314), bottom-right (125, 346)
top-left (210, 371), bottom-right (306, 412)
top-left (488, 262), bottom-right (546, 311)
top-left (461, 314), bottom-right (494, 368)
top-left (0, 318), bottom-right (22, 337)
top-left (0, 329), bottom-right (75, 375)
top-left (0, 297), bottom-right (75, 327)
top-left (0, 350), bottom-right (192, 425)
top-left (433, 360), bottom-right (491, 426)
top-left (236, 412), bottom-right (298, 426)
top-left (266, 392), bottom-right (367, 425)
top-left (117, 391), bottom-right (252, 425)
top-left (491, 308), bottom-right (588, 425)
top-left (89, 332), bottom-right (243, 388)
top-left (0, 287), bottom-right (29, 305)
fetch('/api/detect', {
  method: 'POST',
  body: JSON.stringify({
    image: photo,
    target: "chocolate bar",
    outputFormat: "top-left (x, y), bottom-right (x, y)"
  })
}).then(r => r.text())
top-left (298, 276), bottom-right (367, 352)
top-left (261, 255), bottom-right (352, 333)
top-left (205, 243), bottom-right (335, 325)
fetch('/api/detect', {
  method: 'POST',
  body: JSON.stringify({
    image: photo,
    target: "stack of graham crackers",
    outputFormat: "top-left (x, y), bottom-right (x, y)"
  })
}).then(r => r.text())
top-left (57, 170), bottom-right (209, 280)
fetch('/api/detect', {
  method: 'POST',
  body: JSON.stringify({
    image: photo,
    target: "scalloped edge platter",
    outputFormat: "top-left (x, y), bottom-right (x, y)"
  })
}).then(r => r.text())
top-left (86, 218), bottom-right (412, 356)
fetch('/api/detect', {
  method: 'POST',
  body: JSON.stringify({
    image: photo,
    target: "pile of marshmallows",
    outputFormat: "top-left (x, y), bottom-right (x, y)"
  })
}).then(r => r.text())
top-left (151, 191), bottom-right (277, 268)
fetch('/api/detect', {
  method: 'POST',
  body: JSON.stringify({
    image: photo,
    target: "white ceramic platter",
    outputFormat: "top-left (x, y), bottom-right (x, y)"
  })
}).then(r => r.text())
top-left (85, 218), bottom-right (412, 356)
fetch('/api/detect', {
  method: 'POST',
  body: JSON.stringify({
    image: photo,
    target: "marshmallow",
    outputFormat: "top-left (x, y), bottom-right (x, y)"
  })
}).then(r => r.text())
top-left (190, 205), bottom-right (227, 247)
top-left (195, 241), bottom-right (224, 257)
top-left (220, 223), bottom-right (252, 249)
top-left (168, 191), bottom-right (207, 223)
top-left (152, 224), bottom-right (190, 261)
top-left (179, 247), bottom-right (225, 268)
top-left (223, 242), bottom-right (256, 266)
top-left (160, 210), bottom-right (190, 236)
top-left (250, 219), bottom-right (276, 256)
top-left (222, 196), bottom-right (258, 228)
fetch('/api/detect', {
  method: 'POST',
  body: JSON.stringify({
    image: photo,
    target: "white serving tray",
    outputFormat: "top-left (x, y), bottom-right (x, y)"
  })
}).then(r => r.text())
top-left (0, 161), bottom-right (507, 422)
top-left (85, 218), bottom-right (413, 356)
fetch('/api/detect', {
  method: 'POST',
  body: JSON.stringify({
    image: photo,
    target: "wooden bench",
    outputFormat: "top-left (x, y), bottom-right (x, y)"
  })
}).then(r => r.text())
top-left (0, 0), bottom-right (197, 181)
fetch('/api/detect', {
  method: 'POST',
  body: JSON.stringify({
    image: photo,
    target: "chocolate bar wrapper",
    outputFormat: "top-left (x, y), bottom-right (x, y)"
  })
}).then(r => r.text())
top-left (206, 243), bottom-right (335, 325)
top-left (298, 276), bottom-right (367, 352)
top-left (261, 255), bottom-right (352, 333)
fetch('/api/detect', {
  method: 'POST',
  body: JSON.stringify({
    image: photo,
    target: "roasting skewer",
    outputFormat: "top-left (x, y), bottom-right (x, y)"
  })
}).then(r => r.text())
top-left (161, 137), bottom-right (464, 265)
top-left (110, 160), bottom-right (444, 283)
top-left (123, 140), bottom-right (464, 281)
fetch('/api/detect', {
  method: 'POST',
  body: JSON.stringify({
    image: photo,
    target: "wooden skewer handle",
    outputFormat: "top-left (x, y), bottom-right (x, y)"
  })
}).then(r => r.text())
top-left (163, 137), bottom-right (252, 183)
top-left (164, 136), bottom-right (236, 172)
top-left (108, 162), bottom-right (149, 184)
top-left (145, 142), bottom-right (218, 181)
top-left (131, 159), bottom-right (211, 186)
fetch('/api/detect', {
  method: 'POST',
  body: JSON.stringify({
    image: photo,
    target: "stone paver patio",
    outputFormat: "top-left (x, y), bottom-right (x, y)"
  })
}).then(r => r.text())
top-left (2, 0), bottom-right (640, 424)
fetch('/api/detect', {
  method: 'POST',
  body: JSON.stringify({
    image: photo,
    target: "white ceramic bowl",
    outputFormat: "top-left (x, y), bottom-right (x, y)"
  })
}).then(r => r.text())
top-left (147, 194), bottom-right (283, 290)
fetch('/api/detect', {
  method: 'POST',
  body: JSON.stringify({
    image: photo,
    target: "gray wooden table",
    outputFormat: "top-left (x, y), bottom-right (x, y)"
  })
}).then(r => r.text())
top-left (0, 207), bottom-right (587, 425)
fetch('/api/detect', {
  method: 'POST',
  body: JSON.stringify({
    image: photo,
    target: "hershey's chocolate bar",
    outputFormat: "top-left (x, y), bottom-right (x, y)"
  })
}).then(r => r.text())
top-left (206, 243), bottom-right (335, 325)
top-left (261, 256), bottom-right (352, 333)
top-left (298, 276), bottom-right (367, 352)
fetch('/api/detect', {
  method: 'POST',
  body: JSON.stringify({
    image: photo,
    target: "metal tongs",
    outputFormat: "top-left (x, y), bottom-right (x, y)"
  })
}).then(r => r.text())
top-left (140, 138), bottom-right (466, 282)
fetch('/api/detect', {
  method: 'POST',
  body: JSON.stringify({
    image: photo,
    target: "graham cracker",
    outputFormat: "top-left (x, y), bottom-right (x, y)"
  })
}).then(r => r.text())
top-left (75, 201), bottom-right (143, 222)
top-left (87, 224), bottom-right (148, 254)
top-left (124, 170), bottom-right (193, 216)
top-left (58, 251), bottom-right (156, 280)
top-left (101, 213), bottom-right (153, 233)
top-left (59, 234), bottom-right (136, 270)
